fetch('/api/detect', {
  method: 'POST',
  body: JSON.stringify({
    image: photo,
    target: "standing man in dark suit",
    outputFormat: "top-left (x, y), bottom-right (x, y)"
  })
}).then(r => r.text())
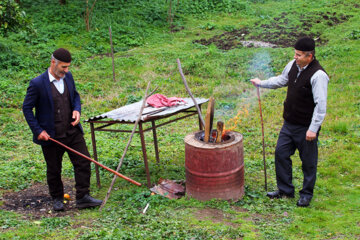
top-left (250, 37), bottom-right (329, 207)
top-left (23, 48), bottom-right (102, 211)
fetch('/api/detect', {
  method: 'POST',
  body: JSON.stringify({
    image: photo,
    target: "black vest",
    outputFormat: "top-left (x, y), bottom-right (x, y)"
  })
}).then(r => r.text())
top-left (283, 59), bottom-right (325, 126)
top-left (50, 80), bottom-right (77, 138)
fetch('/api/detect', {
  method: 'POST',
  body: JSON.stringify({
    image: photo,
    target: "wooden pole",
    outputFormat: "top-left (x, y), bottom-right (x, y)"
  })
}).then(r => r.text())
top-left (100, 81), bottom-right (153, 210)
top-left (109, 26), bottom-right (116, 82)
top-left (176, 58), bottom-right (205, 128)
top-left (256, 87), bottom-right (268, 191)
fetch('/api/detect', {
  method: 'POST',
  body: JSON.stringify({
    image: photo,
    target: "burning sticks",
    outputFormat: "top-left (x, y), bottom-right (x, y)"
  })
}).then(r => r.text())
top-left (204, 98), bottom-right (226, 143)
top-left (216, 121), bottom-right (224, 143)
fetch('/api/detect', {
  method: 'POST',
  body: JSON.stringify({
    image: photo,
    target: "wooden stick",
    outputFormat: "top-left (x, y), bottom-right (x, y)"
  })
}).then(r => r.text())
top-left (257, 87), bottom-right (268, 191)
top-left (100, 81), bottom-right (152, 210)
top-left (216, 121), bottom-right (224, 143)
top-left (176, 58), bottom-right (205, 128)
top-left (204, 97), bottom-right (214, 142)
top-left (209, 97), bottom-right (215, 135)
top-left (109, 26), bottom-right (116, 82)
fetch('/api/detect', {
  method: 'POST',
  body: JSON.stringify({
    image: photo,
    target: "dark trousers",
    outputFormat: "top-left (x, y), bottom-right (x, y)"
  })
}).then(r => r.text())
top-left (275, 121), bottom-right (319, 198)
top-left (41, 129), bottom-right (91, 200)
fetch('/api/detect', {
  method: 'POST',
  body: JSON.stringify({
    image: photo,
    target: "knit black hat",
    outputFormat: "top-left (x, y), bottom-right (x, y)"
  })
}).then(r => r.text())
top-left (294, 37), bottom-right (315, 51)
top-left (53, 48), bottom-right (72, 63)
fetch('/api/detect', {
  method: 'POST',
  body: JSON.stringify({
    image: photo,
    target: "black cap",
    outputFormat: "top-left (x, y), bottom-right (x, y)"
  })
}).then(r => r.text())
top-left (53, 48), bottom-right (72, 63)
top-left (294, 37), bottom-right (315, 51)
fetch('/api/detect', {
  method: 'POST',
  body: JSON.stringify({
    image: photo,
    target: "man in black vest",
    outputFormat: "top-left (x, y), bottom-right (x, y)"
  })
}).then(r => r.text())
top-left (23, 48), bottom-right (102, 211)
top-left (250, 37), bottom-right (329, 207)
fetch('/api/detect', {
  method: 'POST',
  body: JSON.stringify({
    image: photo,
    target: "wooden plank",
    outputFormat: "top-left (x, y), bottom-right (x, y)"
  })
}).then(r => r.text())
top-left (204, 97), bottom-right (214, 142)
top-left (209, 97), bottom-right (215, 135)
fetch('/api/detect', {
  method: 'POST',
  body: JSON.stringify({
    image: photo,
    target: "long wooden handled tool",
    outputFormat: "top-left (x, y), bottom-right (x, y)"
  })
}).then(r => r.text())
top-left (49, 137), bottom-right (142, 187)
top-left (256, 87), bottom-right (268, 191)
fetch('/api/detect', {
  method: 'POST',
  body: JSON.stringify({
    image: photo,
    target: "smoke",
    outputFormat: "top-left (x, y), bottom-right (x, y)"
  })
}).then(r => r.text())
top-left (248, 50), bottom-right (274, 79)
top-left (214, 50), bottom-right (274, 127)
top-left (246, 50), bottom-right (274, 104)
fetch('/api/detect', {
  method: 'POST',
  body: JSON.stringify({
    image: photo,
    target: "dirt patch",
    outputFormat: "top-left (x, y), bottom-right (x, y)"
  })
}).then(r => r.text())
top-left (1, 179), bottom-right (80, 219)
top-left (192, 207), bottom-right (262, 239)
top-left (193, 208), bottom-right (240, 228)
top-left (170, 24), bottom-right (185, 32)
top-left (194, 11), bottom-right (351, 50)
top-left (231, 206), bottom-right (262, 224)
top-left (194, 28), bottom-right (252, 50)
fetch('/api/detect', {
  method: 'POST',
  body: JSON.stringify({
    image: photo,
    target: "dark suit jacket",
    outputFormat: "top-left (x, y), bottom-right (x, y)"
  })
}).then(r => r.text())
top-left (23, 70), bottom-right (83, 145)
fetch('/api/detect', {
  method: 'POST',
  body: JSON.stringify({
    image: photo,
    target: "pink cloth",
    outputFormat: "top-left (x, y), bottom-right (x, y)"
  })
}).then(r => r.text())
top-left (146, 94), bottom-right (186, 108)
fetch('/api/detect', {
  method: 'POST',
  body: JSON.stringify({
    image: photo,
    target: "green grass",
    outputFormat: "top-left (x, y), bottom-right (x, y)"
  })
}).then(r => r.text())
top-left (1, 0), bottom-right (360, 239)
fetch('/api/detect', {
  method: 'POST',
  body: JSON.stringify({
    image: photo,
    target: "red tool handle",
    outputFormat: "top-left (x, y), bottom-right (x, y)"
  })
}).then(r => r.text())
top-left (49, 137), bottom-right (141, 187)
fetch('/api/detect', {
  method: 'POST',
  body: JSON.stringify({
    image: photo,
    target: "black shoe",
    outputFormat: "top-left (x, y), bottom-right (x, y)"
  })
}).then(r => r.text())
top-left (53, 198), bottom-right (64, 211)
top-left (297, 196), bottom-right (311, 207)
top-left (76, 194), bottom-right (102, 209)
top-left (266, 190), bottom-right (294, 199)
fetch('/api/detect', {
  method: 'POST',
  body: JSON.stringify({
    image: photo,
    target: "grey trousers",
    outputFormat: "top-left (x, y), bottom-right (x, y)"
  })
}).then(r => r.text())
top-left (275, 121), bottom-right (319, 198)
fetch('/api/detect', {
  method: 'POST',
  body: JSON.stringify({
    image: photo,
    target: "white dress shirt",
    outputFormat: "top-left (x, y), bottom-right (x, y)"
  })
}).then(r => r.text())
top-left (259, 59), bottom-right (329, 133)
top-left (48, 69), bottom-right (64, 94)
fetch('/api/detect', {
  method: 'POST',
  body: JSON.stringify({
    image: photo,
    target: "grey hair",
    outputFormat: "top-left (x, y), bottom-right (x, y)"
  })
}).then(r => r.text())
top-left (51, 54), bottom-right (60, 64)
top-left (305, 50), bottom-right (315, 58)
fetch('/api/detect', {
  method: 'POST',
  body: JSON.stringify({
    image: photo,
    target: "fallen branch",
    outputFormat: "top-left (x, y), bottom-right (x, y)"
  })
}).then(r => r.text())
top-left (176, 58), bottom-right (205, 128)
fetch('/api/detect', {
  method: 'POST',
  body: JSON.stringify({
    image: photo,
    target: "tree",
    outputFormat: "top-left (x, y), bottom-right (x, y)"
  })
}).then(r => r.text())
top-left (84, 0), bottom-right (96, 31)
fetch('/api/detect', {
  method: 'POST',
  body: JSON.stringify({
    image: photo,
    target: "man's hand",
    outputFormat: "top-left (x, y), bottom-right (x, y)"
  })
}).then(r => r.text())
top-left (306, 130), bottom-right (317, 141)
top-left (38, 130), bottom-right (50, 141)
top-left (250, 78), bottom-right (261, 87)
top-left (71, 110), bottom-right (80, 126)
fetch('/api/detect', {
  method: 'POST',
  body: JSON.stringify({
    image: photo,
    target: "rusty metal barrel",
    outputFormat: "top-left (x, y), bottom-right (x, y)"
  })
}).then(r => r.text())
top-left (184, 131), bottom-right (244, 201)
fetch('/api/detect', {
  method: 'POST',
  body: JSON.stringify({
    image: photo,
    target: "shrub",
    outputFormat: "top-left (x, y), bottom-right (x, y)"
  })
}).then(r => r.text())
top-left (348, 29), bottom-right (360, 40)
top-left (176, 0), bottom-right (247, 15)
top-left (0, 0), bottom-right (33, 35)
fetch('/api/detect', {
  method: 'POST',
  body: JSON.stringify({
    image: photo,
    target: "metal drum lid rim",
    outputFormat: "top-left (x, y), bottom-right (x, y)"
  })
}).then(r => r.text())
top-left (184, 130), bottom-right (243, 149)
